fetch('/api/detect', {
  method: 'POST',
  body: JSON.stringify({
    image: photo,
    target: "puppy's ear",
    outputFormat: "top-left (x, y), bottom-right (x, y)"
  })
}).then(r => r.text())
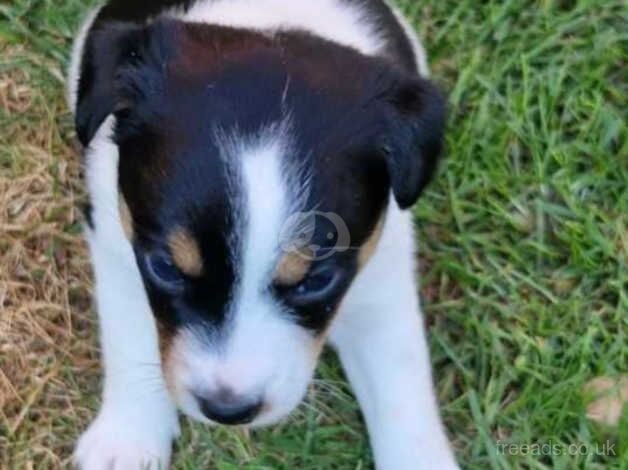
top-left (380, 77), bottom-right (446, 209)
top-left (75, 20), bottom-right (173, 146)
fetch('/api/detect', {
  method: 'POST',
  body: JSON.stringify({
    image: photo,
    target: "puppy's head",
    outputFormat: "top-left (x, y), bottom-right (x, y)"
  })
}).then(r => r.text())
top-left (78, 19), bottom-right (445, 426)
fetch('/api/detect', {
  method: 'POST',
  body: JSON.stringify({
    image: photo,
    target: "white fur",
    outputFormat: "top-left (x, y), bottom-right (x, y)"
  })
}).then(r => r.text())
top-left (330, 201), bottom-right (458, 469)
top-left (73, 119), bottom-right (179, 469)
top-left (177, 0), bottom-right (430, 76)
top-left (170, 125), bottom-right (319, 427)
top-left (176, 0), bottom-right (383, 56)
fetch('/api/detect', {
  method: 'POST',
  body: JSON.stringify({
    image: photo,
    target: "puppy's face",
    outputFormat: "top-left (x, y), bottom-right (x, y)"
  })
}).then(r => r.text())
top-left (78, 20), bottom-right (444, 426)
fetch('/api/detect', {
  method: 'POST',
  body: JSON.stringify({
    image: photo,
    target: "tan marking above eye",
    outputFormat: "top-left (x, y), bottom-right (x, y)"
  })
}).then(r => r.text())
top-left (274, 251), bottom-right (313, 286)
top-left (118, 194), bottom-right (134, 240)
top-left (168, 228), bottom-right (204, 277)
top-left (358, 211), bottom-right (387, 269)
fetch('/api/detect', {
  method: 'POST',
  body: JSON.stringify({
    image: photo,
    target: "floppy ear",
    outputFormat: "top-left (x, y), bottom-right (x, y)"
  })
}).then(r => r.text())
top-left (380, 77), bottom-right (446, 209)
top-left (75, 22), bottom-right (141, 146)
top-left (75, 20), bottom-right (173, 146)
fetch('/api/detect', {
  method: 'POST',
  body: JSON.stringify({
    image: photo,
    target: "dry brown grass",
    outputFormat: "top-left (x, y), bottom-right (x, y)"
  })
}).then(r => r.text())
top-left (0, 44), bottom-right (97, 469)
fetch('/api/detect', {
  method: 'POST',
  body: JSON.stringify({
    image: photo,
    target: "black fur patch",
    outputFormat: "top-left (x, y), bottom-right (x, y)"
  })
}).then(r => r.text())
top-left (95, 0), bottom-right (195, 23)
top-left (75, 0), bottom-right (193, 145)
top-left (81, 201), bottom-right (94, 229)
top-left (76, 16), bottom-right (445, 334)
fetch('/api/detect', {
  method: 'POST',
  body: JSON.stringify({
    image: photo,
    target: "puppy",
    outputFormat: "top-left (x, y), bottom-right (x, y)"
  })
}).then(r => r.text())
top-left (67, 1), bottom-right (459, 468)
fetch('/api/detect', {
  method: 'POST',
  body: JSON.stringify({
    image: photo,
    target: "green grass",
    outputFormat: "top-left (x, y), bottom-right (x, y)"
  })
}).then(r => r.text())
top-left (1, 0), bottom-right (626, 468)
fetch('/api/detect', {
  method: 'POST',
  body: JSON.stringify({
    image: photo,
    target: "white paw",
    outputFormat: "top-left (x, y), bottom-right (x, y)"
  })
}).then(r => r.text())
top-left (74, 403), bottom-right (179, 470)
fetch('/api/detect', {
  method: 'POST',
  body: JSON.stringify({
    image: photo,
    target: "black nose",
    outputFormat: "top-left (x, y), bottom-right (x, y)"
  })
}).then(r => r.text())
top-left (195, 390), bottom-right (262, 425)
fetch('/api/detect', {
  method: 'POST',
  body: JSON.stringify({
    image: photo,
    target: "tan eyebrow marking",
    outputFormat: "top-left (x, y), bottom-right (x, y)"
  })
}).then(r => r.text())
top-left (274, 251), bottom-right (313, 286)
top-left (118, 194), bottom-right (134, 240)
top-left (168, 228), bottom-right (203, 277)
top-left (358, 212), bottom-right (386, 269)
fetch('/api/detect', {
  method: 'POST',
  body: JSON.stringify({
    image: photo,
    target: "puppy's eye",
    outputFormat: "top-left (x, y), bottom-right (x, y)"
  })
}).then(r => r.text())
top-left (288, 265), bottom-right (342, 305)
top-left (145, 252), bottom-right (184, 292)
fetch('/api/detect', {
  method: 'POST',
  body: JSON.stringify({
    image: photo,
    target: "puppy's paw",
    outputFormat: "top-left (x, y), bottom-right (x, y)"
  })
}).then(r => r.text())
top-left (74, 403), bottom-right (179, 470)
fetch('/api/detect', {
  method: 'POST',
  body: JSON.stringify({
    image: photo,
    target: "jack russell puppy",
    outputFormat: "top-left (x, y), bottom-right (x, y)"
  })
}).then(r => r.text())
top-left (67, 0), bottom-right (459, 468)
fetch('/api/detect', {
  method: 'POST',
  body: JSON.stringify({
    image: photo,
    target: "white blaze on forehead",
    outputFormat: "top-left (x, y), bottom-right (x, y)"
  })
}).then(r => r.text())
top-left (163, 123), bottom-right (321, 425)
top-left (169, 125), bottom-right (318, 421)
top-left (170, 123), bottom-right (316, 393)
top-left (239, 129), bottom-right (290, 296)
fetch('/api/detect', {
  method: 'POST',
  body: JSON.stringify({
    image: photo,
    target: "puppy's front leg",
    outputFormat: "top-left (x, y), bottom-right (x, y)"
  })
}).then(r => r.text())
top-left (75, 127), bottom-right (179, 470)
top-left (75, 231), bottom-right (179, 470)
top-left (74, 231), bottom-right (179, 470)
top-left (329, 208), bottom-right (458, 470)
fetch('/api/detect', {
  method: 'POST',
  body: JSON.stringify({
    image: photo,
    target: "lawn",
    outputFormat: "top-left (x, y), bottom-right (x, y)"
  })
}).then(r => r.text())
top-left (0, 0), bottom-right (626, 468)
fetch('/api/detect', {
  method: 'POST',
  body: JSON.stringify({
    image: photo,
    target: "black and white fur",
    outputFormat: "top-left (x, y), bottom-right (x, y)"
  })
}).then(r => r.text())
top-left (67, 1), bottom-right (459, 468)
